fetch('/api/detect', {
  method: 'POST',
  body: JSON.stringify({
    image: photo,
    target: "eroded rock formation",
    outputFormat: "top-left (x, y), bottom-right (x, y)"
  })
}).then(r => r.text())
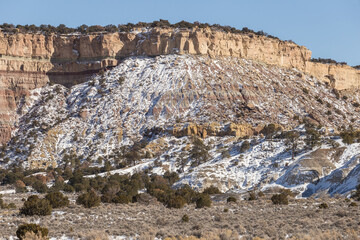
top-left (0, 27), bottom-right (359, 143)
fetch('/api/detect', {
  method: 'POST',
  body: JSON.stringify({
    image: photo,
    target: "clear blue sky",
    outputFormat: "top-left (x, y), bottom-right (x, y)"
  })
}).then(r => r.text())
top-left (1, 0), bottom-right (359, 65)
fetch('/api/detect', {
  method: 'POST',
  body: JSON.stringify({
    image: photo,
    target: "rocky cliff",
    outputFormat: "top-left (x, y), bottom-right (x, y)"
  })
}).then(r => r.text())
top-left (0, 27), bottom-right (359, 143)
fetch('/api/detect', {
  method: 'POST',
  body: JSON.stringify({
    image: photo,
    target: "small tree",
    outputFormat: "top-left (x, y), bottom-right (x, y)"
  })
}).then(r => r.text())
top-left (305, 128), bottom-right (321, 149)
top-left (20, 195), bottom-right (52, 216)
top-left (196, 194), bottom-right (212, 208)
top-left (32, 180), bottom-right (48, 193)
top-left (284, 131), bottom-right (300, 160)
top-left (45, 192), bottom-right (69, 208)
top-left (166, 195), bottom-right (187, 208)
top-left (261, 124), bottom-right (277, 140)
top-left (190, 137), bottom-right (210, 166)
top-left (16, 224), bottom-right (48, 240)
top-left (203, 185), bottom-right (221, 195)
top-left (76, 190), bottom-right (101, 208)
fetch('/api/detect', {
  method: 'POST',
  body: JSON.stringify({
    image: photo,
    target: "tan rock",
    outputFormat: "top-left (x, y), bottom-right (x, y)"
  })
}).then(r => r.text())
top-left (0, 28), bottom-right (359, 144)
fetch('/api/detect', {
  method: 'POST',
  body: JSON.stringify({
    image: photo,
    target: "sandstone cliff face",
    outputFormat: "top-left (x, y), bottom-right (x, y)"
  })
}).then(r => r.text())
top-left (0, 27), bottom-right (359, 143)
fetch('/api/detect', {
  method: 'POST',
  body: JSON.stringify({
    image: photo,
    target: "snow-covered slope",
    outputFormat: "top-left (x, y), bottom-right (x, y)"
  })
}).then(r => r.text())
top-left (2, 54), bottom-right (360, 196)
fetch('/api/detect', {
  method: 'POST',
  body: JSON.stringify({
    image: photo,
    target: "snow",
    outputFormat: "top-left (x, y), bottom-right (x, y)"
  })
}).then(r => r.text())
top-left (3, 54), bottom-right (360, 197)
top-left (0, 189), bottom-right (15, 194)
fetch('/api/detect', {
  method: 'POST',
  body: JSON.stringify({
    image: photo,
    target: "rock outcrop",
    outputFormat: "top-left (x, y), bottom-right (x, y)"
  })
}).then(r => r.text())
top-left (0, 27), bottom-right (359, 143)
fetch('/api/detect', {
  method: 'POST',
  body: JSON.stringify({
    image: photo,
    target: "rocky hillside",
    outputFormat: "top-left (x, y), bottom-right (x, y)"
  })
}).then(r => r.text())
top-left (1, 54), bottom-right (360, 197)
top-left (0, 27), bottom-right (359, 144)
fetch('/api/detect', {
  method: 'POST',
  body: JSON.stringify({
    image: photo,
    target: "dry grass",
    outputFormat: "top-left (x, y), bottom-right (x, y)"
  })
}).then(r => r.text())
top-left (0, 192), bottom-right (360, 239)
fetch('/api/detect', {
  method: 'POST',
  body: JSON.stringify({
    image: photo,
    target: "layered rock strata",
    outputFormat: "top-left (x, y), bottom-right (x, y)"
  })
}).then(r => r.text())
top-left (0, 27), bottom-right (359, 143)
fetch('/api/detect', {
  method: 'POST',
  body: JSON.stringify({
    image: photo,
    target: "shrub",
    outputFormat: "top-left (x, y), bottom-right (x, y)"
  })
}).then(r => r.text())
top-left (45, 191), bottom-right (69, 208)
top-left (227, 196), bottom-right (237, 203)
top-left (248, 191), bottom-right (257, 201)
top-left (340, 131), bottom-right (357, 145)
top-left (349, 202), bottom-right (358, 207)
top-left (351, 184), bottom-right (360, 200)
top-left (261, 124), bottom-right (278, 139)
top-left (167, 195), bottom-right (186, 208)
top-left (118, 76), bottom-right (125, 85)
top-left (182, 214), bottom-right (189, 222)
top-left (63, 184), bottom-right (75, 193)
top-left (319, 203), bottom-right (329, 209)
top-left (305, 128), bottom-right (321, 149)
top-left (163, 171), bottom-right (180, 185)
top-left (32, 180), bottom-right (48, 193)
top-left (20, 195), bottom-right (52, 216)
top-left (76, 190), bottom-right (101, 208)
top-left (190, 137), bottom-right (210, 166)
top-left (175, 185), bottom-right (198, 203)
top-left (196, 194), bottom-right (211, 208)
top-left (310, 57), bottom-right (347, 65)
top-left (271, 193), bottom-right (288, 205)
top-left (16, 223), bottom-right (48, 240)
top-left (240, 140), bottom-right (250, 153)
top-left (0, 195), bottom-right (4, 208)
top-left (279, 188), bottom-right (295, 197)
top-left (112, 193), bottom-right (131, 204)
top-left (203, 185), bottom-right (221, 195)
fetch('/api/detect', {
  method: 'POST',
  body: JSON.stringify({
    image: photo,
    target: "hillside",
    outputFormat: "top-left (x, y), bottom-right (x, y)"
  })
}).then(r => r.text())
top-left (1, 26), bottom-right (359, 145)
top-left (1, 54), bottom-right (360, 196)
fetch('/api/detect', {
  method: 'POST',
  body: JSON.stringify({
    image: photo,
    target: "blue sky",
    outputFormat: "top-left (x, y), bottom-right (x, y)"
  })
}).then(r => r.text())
top-left (1, 0), bottom-right (359, 65)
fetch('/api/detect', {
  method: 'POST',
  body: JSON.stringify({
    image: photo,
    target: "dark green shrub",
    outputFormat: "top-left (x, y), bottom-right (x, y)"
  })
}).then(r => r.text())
top-left (271, 193), bottom-right (288, 205)
top-left (349, 202), bottom-right (358, 207)
top-left (0, 195), bottom-right (16, 209)
top-left (261, 124), bottom-right (278, 139)
top-left (203, 185), bottom-right (221, 195)
top-left (16, 223), bottom-right (48, 240)
top-left (112, 193), bottom-right (131, 204)
top-left (0, 195), bottom-right (4, 208)
top-left (319, 203), bottom-right (329, 209)
top-left (195, 194), bottom-right (211, 208)
top-left (279, 188), bottom-right (295, 197)
top-left (32, 180), bottom-right (48, 193)
top-left (45, 192), bottom-right (69, 208)
top-left (166, 195), bottom-right (186, 208)
top-left (190, 137), bottom-right (210, 166)
top-left (305, 128), bottom-right (321, 149)
top-left (118, 76), bottom-right (125, 85)
top-left (227, 196), bottom-right (237, 203)
top-left (20, 195), bottom-right (52, 216)
top-left (63, 184), bottom-right (75, 193)
top-left (7, 203), bottom-right (16, 209)
top-left (76, 190), bottom-right (101, 208)
top-left (240, 140), bottom-right (250, 153)
top-left (352, 185), bottom-right (360, 201)
top-left (248, 191), bottom-right (257, 201)
top-left (163, 171), bottom-right (180, 185)
top-left (182, 214), bottom-right (189, 222)
top-left (175, 185), bottom-right (198, 203)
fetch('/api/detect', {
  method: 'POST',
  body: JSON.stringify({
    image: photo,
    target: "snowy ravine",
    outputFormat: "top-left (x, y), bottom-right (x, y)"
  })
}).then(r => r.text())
top-left (2, 54), bottom-right (360, 197)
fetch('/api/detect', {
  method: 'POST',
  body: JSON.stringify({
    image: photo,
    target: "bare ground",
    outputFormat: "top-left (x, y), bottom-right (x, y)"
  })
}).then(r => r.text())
top-left (1, 192), bottom-right (360, 240)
